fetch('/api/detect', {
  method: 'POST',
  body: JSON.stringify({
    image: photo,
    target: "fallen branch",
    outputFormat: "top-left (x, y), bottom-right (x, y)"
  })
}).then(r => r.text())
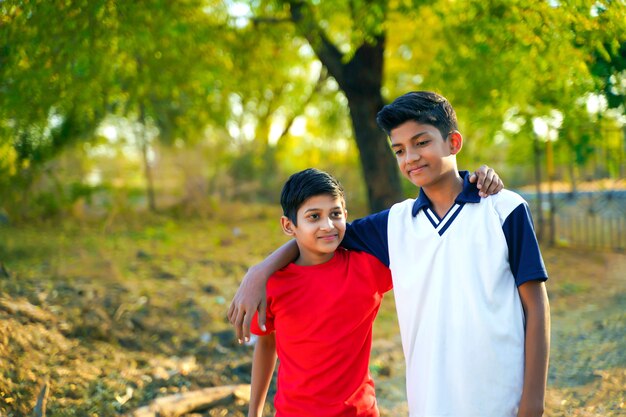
top-left (0, 297), bottom-right (56, 324)
top-left (127, 384), bottom-right (250, 417)
top-left (33, 379), bottom-right (50, 417)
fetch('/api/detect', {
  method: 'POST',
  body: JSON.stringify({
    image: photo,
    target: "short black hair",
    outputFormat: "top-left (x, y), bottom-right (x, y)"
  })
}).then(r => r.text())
top-left (376, 91), bottom-right (458, 139)
top-left (280, 168), bottom-right (344, 225)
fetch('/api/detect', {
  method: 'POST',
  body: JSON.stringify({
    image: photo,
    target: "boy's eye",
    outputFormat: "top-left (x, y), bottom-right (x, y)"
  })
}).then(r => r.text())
top-left (331, 211), bottom-right (343, 218)
top-left (309, 214), bottom-right (319, 220)
top-left (394, 149), bottom-right (404, 156)
top-left (416, 140), bottom-right (430, 147)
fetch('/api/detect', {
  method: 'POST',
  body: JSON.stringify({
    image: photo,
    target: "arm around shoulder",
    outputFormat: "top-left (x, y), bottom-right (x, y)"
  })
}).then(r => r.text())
top-left (517, 280), bottom-right (550, 417)
top-left (228, 239), bottom-right (299, 343)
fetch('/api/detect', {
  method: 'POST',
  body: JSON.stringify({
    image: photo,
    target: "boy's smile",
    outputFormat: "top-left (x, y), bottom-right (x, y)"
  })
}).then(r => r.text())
top-left (390, 121), bottom-right (462, 190)
top-left (281, 194), bottom-right (347, 266)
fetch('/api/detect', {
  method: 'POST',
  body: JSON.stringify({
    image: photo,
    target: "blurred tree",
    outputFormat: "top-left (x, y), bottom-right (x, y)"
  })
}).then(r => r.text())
top-left (0, 0), bottom-right (355, 214)
top-left (244, 0), bottom-right (413, 211)
top-left (1, 0), bottom-right (624, 219)
top-left (587, 7), bottom-right (626, 178)
top-left (110, 1), bottom-right (230, 211)
top-left (587, 3), bottom-right (626, 111)
top-left (238, 0), bottom-right (626, 210)
top-left (0, 0), bottom-right (231, 215)
top-left (425, 0), bottom-right (625, 184)
top-left (218, 22), bottom-right (345, 199)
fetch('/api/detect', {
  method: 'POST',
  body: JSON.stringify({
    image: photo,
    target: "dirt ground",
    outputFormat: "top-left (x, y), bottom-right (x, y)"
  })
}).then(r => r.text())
top-left (0, 205), bottom-right (624, 416)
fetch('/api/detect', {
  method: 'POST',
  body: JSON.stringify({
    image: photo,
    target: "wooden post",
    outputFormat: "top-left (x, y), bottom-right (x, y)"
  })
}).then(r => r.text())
top-left (546, 138), bottom-right (556, 246)
top-left (533, 133), bottom-right (544, 242)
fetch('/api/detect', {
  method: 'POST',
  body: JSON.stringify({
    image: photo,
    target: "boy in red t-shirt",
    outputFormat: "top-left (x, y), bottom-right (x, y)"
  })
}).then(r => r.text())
top-left (248, 168), bottom-right (392, 417)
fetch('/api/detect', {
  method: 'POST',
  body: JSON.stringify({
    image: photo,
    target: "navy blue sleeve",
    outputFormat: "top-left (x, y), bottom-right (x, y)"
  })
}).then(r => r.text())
top-left (502, 203), bottom-right (548, 286)
top-left (342, 210), bottom-right (390, 267)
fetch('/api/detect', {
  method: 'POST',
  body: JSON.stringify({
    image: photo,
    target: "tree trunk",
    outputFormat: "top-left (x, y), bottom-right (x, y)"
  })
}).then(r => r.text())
top-left (288, 0), bottom-right (403, 212)
top-left (345, 90), bottom-right (403, 212)
top-left (139, 103), bottom-right (157, 212)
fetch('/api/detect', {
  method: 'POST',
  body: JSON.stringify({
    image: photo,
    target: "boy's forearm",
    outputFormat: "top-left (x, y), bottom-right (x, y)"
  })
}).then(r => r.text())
top-left (249, 335), bottom-right (277, 417)
top-left (253, 239), bottom-right (299, 277)
top-left (518, 281), bottom-right (551, 417)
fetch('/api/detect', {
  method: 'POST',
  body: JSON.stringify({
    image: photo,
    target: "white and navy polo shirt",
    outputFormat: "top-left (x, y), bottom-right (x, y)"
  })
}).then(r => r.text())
top-left (342, 171), bottom-right (548, 417)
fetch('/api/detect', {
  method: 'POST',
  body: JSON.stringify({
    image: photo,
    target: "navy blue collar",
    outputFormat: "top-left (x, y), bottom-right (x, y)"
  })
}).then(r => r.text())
top-left (411, 171), bottom-right (481, 217)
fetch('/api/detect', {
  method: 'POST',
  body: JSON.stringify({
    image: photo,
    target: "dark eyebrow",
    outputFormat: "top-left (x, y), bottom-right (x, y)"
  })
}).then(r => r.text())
top-left (390, 131), bottom-right (429, 147)
top-left (304, 206), bottom-right (342, 213)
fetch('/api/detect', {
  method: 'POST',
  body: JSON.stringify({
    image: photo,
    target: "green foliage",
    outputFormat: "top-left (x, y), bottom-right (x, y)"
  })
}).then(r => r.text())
top-left (0, 0), bottom-right (234, 197)
top-left (400, 0), bottom-right (626, 179)
top-left (1, 0), bottom-right (625, 218)
top-left (591, 39), bottom-right (626, 109)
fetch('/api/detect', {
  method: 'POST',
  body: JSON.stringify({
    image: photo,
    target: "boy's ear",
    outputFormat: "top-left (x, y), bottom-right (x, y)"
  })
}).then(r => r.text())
top-left (281, 216), bottom-right (296, 236)
top-left (448, 131), bottom-right (463, 155)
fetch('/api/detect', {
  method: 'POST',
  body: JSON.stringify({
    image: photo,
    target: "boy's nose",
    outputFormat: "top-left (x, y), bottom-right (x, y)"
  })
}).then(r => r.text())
top-left (406, 147), bottom-right (421, 162)
top-left (320, 217), bottom-right (335, 230)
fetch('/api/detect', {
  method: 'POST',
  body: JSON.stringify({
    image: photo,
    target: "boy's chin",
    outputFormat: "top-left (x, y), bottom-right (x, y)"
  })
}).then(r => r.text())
top-left (324, 244), bottom-right (341, 253)
top-left (408, 178), bottom-right (426, 188)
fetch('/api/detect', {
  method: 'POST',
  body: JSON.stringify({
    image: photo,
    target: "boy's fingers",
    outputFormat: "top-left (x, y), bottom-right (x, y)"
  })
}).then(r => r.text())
top-left (242, 310), bottom-right (253, 343)
top-left (490, 176), bottom-right (503, 194)
top-left (227, 301), bottom-right (236, 324)
top-left (258, 298), bottom-right (267, 332)
top-left (480, 167), bottom-right (494, 192)
top-left (473, 164), bottom-right (492, 189)
top-left (468, 172), bottom-right (478, 184)
top-left (234, 308), bottom-right (246, 343)
top-left (482, 172), bottom-right (503, 196)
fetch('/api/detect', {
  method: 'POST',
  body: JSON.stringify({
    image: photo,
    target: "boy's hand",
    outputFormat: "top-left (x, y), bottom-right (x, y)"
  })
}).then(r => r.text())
top-left (228, 266), bottom-right (268, 344)
top-left (228, 240), bottom-right (299, 343)
top-left (469, 165), bottom-right (503, 197)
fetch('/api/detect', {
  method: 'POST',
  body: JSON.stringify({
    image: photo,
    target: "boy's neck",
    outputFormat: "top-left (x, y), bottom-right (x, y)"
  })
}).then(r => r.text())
top-left (421, 171), bottom-right (464, 218)
top-left (294, 249), bottom-right (336, 266)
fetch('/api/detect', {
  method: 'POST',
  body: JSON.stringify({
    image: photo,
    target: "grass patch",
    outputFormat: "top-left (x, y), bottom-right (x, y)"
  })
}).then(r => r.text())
top-left (0, 206), bottom-right (624, 416)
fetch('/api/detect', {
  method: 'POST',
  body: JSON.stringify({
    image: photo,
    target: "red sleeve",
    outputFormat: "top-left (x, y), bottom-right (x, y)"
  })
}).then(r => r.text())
top-left (378, 265), bottom-right (393, 294)
top-left (367, 252), bottom-right (393, 294)
top-left (250, 303), bottom-right (275, 336)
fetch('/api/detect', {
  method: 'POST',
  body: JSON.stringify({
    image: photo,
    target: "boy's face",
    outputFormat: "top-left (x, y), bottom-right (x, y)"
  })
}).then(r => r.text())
top-left (281, 194), bottom-right (347, 266)
top-left (389, 120), bottom-right (462, 189)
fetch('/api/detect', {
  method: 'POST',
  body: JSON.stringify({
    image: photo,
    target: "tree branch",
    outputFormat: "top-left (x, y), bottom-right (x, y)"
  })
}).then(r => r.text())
top-left (286, 0), bottom-right (347, 88)
top-left (251, 16), bottom-right (292, 25)
top-left (33, 379), bottom-right (50, 417)
top-left (275, 68), bottom-right (329, 146)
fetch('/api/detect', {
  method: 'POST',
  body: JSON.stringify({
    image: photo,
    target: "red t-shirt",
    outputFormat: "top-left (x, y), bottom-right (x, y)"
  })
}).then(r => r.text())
top-left (251, 248), bottom-right (392, 417)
